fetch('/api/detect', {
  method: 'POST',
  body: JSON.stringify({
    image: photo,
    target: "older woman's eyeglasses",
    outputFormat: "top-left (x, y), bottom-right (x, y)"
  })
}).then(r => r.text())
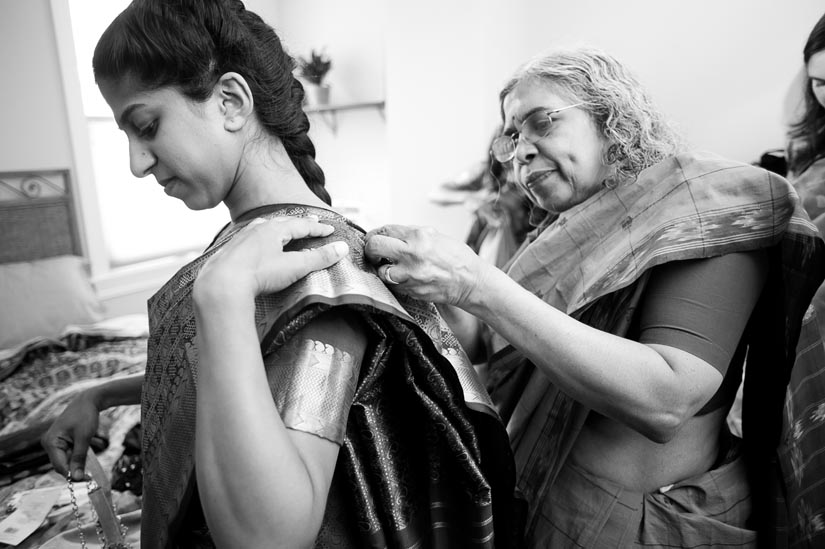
top-left (490, 103), bottom-right (586, 163)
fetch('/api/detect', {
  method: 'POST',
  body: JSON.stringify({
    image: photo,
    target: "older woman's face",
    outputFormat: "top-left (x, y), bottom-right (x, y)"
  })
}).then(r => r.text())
top-left (808, 49), bottom-right (825, 109)
top-left (502, 80), bottom-right (611, 214)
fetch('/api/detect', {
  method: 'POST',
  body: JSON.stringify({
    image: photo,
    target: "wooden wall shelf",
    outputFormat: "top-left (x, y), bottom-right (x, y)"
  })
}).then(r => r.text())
top-left (306, 100), bottom-right (385, 133)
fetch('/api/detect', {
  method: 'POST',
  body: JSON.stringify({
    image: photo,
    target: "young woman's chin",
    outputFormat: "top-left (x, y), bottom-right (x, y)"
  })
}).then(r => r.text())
top-left (178, 193), bottom-right (215, 212)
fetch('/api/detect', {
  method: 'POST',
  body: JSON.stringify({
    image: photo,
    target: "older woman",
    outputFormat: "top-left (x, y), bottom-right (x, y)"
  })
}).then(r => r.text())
top-left (365, 47), bottom-right (825, 547)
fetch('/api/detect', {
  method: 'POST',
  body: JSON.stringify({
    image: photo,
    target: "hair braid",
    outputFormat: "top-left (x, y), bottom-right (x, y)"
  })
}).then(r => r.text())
top-left (280, 80), bottom-right (331, 205)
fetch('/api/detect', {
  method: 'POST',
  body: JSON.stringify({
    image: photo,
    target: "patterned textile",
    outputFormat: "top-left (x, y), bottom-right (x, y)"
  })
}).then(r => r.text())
top-left (266, 336), bottom-right (359, 445)
top-left (779, 307), bottom-right (825, 547)
top-left (0, 334), bottom-right (147, 434)
top-left (0, 328), bottom-right (146, 547)
top-left (487, 151), bottom-right (825, 546)
top-left (536, 452), bottom-right (754, 548)
top-left (783, 157), bottom-right (825, 548)
top-left (140, 204), bottom-right (520, 548)
top-left (790, 157), bottom-right (825, 226)
top-left (790, 159), bottom-right (825, 344)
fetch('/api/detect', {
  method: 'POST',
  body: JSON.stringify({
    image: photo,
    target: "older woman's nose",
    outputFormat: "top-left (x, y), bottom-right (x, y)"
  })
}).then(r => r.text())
top-left (514, 137), bottom-right (538, 164)
top-left (129, 139), bottom-right (156, 178)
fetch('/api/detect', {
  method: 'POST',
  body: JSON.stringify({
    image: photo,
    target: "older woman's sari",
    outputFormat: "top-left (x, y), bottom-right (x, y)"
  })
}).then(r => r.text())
top-left (488, 151), bottom-right (825, 547)
top-left (139, 204), bottom-right (520, 548)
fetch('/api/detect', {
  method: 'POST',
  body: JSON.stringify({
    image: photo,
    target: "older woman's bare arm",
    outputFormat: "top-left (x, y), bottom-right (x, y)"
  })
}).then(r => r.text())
top-left (364, 225), bottom-right (728, 443)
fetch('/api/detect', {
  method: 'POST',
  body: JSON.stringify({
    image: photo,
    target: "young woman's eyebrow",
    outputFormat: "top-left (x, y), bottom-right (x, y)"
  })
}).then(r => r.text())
top-left (117, 103), bottom-right (145, 130)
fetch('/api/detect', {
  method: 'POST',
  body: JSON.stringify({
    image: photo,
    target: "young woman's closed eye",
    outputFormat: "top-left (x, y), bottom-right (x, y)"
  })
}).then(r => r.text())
top-left (137, 120), bottom-right (158, 139)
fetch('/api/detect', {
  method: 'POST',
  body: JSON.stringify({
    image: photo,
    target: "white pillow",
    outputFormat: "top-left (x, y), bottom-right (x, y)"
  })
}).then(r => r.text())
top-left (0, 255), bottom-right (104, 350)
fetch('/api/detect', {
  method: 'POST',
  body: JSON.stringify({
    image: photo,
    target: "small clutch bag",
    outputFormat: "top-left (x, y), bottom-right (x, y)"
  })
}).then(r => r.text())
top-left (66, 449), bottom-right (131, 549)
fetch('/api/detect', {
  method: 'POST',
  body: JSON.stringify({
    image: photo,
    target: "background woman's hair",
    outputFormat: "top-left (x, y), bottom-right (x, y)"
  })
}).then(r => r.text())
top-left (788, 12), bottom-right (825, 176)
top-left (499, 46), bottom-right (683, 184)
top-left (92, 0), bottom-right (331, 205)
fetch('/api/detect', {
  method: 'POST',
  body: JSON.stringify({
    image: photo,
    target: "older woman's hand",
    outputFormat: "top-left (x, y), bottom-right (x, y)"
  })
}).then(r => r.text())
top-left (364, 224), bottom-right (490, 307)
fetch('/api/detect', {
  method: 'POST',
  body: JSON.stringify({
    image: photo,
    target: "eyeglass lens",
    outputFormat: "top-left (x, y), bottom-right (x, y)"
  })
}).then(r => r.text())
top-left (491, 111), bottom-right (554, 162)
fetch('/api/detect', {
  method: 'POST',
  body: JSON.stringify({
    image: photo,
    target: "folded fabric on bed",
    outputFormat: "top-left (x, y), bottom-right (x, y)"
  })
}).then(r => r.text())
top-left (0, 330), bottom-right (147, 436)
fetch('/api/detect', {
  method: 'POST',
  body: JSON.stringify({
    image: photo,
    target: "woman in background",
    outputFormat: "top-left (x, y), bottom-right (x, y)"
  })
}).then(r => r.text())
top-left (41, 0), bottom-right (519, 547)
top-left (787, 10), bottom-right (825, 229)
top-left (365, 47), bottom-right (825, 546)
top-left (788, 12), bottom-right (825, 342)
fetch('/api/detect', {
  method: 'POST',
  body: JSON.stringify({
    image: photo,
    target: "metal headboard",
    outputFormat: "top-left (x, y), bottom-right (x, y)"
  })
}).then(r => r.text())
top-left (0, 171), bottom-right (81, 264)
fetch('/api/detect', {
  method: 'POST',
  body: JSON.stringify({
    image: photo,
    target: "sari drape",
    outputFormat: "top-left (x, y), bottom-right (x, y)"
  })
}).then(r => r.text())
top-left (140, 204), bottom-right (520, 548)
top-left (487, 151), bottom-right (825, 546)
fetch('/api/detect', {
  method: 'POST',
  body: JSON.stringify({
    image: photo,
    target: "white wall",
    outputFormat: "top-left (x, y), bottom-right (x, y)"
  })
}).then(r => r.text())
top-left (0, 0), bottom-right (72, 171)
top-left (264, 0), bottom-right (390, 229)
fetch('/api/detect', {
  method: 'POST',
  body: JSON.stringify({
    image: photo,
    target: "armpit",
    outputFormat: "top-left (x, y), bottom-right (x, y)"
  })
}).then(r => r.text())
top-left (264, 337), bottom-right (360, 444)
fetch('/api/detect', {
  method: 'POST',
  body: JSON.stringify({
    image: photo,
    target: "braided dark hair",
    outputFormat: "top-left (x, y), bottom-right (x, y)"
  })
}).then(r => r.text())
top-left (788, 12), bottom-right (825, 176)
top-left (93, 0), bottom-right (331, 205)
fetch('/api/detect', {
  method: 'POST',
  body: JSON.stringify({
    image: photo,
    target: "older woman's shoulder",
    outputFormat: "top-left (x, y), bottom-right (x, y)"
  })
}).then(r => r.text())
top-left (640, 150), bottom-right (780, 186)
top-left (670, 150), bottom-right (763, 176)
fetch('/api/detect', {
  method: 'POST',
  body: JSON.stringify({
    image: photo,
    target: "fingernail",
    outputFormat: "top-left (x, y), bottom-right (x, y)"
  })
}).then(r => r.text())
top-left (331, 241), bottom-right (348, 256)
top-left (73, 468), bottom-right (84, 480)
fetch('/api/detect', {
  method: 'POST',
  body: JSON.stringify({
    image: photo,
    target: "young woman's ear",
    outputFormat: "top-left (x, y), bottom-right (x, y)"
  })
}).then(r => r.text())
top-left (217, 72), bottom-right (254, 132)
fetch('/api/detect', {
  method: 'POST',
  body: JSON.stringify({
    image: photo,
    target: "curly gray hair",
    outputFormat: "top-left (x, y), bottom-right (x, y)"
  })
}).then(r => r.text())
top-left (499, 46), bottom-right (684, 184)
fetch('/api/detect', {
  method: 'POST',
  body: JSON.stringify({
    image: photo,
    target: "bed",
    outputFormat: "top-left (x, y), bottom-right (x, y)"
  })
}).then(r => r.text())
top-left (0, 171), bottom-right (145, 548)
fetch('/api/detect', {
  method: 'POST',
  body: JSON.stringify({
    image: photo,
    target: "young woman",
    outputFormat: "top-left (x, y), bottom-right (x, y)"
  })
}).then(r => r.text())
top-left (41, 1), bottom-right (518, 547)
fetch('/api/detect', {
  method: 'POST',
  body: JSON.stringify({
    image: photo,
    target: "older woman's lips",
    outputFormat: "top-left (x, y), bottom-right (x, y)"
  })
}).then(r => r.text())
top-left (524, 170), bottom-right (553, 188)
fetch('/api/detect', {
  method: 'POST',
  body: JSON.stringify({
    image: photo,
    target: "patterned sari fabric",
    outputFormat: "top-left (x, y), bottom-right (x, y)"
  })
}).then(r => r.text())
top-left (784, 156), bottom-right (825, 547)
top-left (790, 158), bottom-right (825, 343)
top-left (139, 204), bottom-right (520, 548)
top-left (487, 151), bottom-right (825, 546)
top-left (789, 156), bottom-right (825, 226)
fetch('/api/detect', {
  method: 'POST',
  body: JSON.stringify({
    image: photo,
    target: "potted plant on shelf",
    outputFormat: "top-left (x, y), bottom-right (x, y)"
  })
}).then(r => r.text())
top-left (298, 48), bottom-right (332, 106)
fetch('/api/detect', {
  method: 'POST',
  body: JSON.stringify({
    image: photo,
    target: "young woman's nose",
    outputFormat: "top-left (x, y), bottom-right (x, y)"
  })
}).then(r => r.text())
top-left (129, 139), bottom-right (156, 178)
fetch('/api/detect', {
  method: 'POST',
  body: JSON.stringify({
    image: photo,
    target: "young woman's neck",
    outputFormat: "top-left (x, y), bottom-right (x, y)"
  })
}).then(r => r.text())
top-left (226, 135), bottom-right (331, 220)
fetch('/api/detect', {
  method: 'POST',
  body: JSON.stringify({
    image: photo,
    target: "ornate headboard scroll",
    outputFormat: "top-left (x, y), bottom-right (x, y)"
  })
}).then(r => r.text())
top-left (0, 171), bottom-right (81, 264)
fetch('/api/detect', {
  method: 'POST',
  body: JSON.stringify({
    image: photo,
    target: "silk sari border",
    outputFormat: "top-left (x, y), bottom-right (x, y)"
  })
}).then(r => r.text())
top-left (507, 151), bottom-right (814, 316)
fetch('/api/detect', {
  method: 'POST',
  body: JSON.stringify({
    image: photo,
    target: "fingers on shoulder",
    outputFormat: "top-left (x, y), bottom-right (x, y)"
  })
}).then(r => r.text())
top-left (365, 224), bottom-right (424, 241)
top-left (270, 242), bottom-right (349, 288)
top-left (248, 216), bottom-right (335, 244)
top-left (364, 228), bottom-right (421, 263)
top-left (302, 241), bottom-right (349, 271)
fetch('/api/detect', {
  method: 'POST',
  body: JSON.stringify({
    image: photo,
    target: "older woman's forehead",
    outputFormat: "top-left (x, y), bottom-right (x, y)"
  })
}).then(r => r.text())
top-left (502, 80), bottom-right (576, 124)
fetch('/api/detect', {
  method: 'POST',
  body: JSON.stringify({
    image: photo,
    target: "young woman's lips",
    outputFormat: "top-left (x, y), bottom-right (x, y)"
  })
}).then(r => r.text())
top-left (160, 177), bottom-right (180, 196)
